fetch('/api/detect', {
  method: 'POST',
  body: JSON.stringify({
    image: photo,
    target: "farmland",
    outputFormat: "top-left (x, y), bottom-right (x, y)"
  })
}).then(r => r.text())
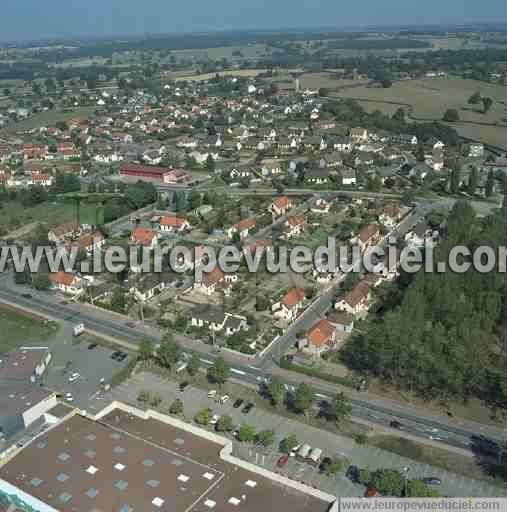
top-left (333, 76), bottom-right (507, 148)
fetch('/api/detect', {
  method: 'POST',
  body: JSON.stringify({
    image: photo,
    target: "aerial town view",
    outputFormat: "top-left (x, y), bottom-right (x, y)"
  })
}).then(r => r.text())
top-left (0, 1), bottom-right (507, 511)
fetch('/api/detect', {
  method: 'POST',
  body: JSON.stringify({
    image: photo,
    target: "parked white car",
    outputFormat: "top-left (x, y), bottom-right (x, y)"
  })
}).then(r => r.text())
top-left (68, 372), bottom-right (80, 383)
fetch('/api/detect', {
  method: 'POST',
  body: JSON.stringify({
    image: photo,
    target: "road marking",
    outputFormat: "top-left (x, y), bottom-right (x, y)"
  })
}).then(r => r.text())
top-left (230, 368), bottom-right (246, 376)
top-left (200, 359), bottom-right (213, 365)
top-left (315, 393), bottom-right (329, 399)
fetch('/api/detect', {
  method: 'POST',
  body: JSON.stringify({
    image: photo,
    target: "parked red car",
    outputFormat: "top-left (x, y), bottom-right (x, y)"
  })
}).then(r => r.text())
top-left (277, 455), bottom-right (289, 468)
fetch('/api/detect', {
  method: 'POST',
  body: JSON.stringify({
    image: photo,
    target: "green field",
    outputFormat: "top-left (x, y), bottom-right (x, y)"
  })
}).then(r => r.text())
top-left (11, 106), bottom-right (97, 132)
top-left (0, 200), bottom-right (77, 239)
top-left (0, 305), bottom-right (59, 353)
top-left (334, 76), bottom-right (507, 148)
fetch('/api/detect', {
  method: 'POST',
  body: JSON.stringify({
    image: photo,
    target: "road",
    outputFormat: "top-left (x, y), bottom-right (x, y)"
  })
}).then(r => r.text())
top-left (1, 268), bottom-right (505, 456)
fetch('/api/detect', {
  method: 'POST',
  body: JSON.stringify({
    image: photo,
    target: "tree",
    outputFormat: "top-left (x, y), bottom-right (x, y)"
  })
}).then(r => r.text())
top-left (318, 87), bottom-right (329, 97)
top-left (371, 469), bottom-right (404, 497)
top-left (110, 287), bottom-right (126, 313)
top-left (280, 434), bottom-right (299, 454)
top-left (266, 376), bottom-right (284, 407)
top-left (392, 108), bottom-right (405, 122)
top-left (415, 144), bottom-right (425, 162)
top-left (468, 92), bottom-right (481, 105)
top-left (327, 392), bottom-right (352, 424)
top-left (256, 429), bottom-right (276, 447)
top-left (238, 424), bottom-right (257, 443)
top-left (150, 394), bottom-right (162, 407)
top-left (443, 109), bottom-right (459, 122)
top-left (358, 468), bottom-right (372, 485)
top-left (187, 352), bottom-right (201, 376)
top-left (468, 166), bottom-right (478, 195)
top-left (194, 408), bottom-right (212, 426)
top-left (321, 457), bottom-right (343, 476)
top-left (32, 273), bottom-right (51, 290)
top-left (138, 338), bottom-right (154, 361)
top-left (207, 356), bottom-right (229, 386)
top-left (482, 97), bottom-right (493, 114)
top-left (486, 170), bottom-right (496, 197)
top-left (450, 166), bottom-right (461, 194)
top-left (157, 332), bottom-right (180, 369)
top-left (293, 383), bottom-right (314, 417)
top-left (137, 390), bottom-right (151, 403)
top-left (169, 398), bottom-right (184, 415)
top-left (216, 415), bottom-right (235, 432)
top-left (206, 154), bottom-right (215, 173)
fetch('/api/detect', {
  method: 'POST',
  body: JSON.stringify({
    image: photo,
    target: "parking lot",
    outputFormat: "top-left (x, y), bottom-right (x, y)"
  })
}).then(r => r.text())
top-left (102, 372), bottom-right (507, 498)
top-left (40, 322), bottom-right (131, 408)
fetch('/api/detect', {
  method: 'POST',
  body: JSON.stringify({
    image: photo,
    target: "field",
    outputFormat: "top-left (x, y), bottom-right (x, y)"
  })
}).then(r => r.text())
top-left (334, 76), bottom-right (507, 148)
top-left (168, 68), bottom-right (272, 82)
top-left (298, 72), bottom-right (370, 91)
top-left (10, 106), bottom-right (97, 132)
top-left (0, 199), bottom-right (76, 239)
top-left (0, 305), bottom-right (59, 353)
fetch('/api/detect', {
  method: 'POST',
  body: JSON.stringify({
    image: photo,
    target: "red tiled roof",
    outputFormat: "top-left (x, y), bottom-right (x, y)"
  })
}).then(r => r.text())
top-left (202, 267), bottom-right (225, 287)
top-left (273, 196), bottom-right (290, 210)
top-left (131, 227), bottom-right (156, 246)
top-left (235, 218), bottom-right (256, 232)
top-left (49, 271), bottom-right (75, 287)
top-left (307, 319), bottom-right (335, 347)
top-left (282, 287), bottom-right (306, 309)
top-left (160, 215), bottom-right (187, 228)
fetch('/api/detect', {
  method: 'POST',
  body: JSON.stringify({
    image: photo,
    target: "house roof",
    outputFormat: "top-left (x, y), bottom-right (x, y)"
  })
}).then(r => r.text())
top-left (327, 311), bottom-right (355, 327)
top-left (286, 215), bottom-right (305, 228)
top-left (357, 224), bottom-right (380, 244)
top-left (307, 319), bottom-right (335, 347)
top-left (282, 287), bottom-right (306, 309)
top-left (202, 267), bottom-right (225, 287)
top-left (272, 196), bottom-right (290, 210)
top-left (381, 203), bottom-right (401, 219)
top-left (0, 347), bottom-right (49, 381)
top-left (50, 223), bottom-right (79, 237)
top-left (131, 227), bottom-right (156, 246)
top-left (343, 280), bottom-right (370, 308)
top-left (49, 271), bottom-right (76, 287)
top-left (190, 304), bottom-right (227, 324)
top-left (160, 215), bottom-right (187, 228)
top-left (234, 218), bottom-right (256, 232)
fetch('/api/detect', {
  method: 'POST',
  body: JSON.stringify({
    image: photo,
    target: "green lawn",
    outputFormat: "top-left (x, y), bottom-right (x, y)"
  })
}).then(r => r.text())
top-left (0, 199), bottom-right (77, 238)
top-left (0, 306), bottom-right (59, 353)
top-left (370, 436), bottom-right (507, 488)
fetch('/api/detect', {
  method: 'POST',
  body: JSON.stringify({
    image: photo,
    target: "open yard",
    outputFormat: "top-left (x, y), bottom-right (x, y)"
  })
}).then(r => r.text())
top-left (333, 76), bottom-right (507, 148)
top-left (0, 305), bottom-right (59, 353)
top-left (0, 199), bottom-right (76, 238)
top-left (9, 106), bottom-right (97, 132)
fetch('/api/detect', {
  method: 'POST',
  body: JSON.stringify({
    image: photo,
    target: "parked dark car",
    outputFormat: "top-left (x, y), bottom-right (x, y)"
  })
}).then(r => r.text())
top-left (111, 351), bottom-right (121, 360)
top-left (346, 465), bottom-right (360, 483)
top-left (21, 293), bottom-right (32, 299)
top-left (423, 477), bottom-right (442, 486)
top-left (390, 420), bottom-right (402, 429)
top-left (233, 399), bottom-right (244, 409)
top-left (117, 352), bottom-right (128, 362)
top-left (88, 343), bottom-right (98, 350)
top-left (242, 402), bottom-right (255, 414)
top-left (179, 381), bottom-right (189, 392)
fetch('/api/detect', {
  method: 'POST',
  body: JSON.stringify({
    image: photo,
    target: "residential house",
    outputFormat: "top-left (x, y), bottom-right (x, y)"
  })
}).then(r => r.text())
top-left (379, 204), bottom-right (403, 228)
top-left (300, 319), bottom-right (336, 357)
top-left (48, 223), bottom-right (80, 244)
top-left (350, 127), bottom-right (368, 143)
top-left (405, 221), bottom-right (431, 247)
top-left (333, 137), bottom-right (353, 153)
top-left (340, 168), bottom-right (357, 186)
top-left (327, 310), bottom-right (355, 333)
top-left (430, 149), bottom-right (445, 171)
top-left (305, 167), bottom-right (330, 185)
top-left (159, 215), bottom-right (190, 233)
top-left (311, 198), bottom-right (331, 214)
top-left (355, 224), bottom-right (381, 252)
top-left (335, 280), bottom-right (371, 317)
top-left (129, 272), bottom-right (177, 301)
top-left (130, 227), bottom-right (158, 249)
top-left (226, 218), bottom-right (256, 240)
top-left (195, 267), bottom-right (236, 296)
top-left (190, 304), bottom-right (247, 337)
top-left (282, 216), bottom-right (306, 239)
top-left (354, 151), bottom-right (375, 168)
top-left (49, 271), bottom-right (83, 295)
top-left (64, 232), bottom-right (105, 255)
top-left (271, 196), bottom-right (293, 217)
top-left (276, 287), bottom-right (306, 323)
